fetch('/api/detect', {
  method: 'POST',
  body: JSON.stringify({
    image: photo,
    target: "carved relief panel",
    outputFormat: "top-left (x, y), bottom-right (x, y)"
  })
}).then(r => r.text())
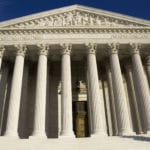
top-left (6, 10), bottom-right (145, 29)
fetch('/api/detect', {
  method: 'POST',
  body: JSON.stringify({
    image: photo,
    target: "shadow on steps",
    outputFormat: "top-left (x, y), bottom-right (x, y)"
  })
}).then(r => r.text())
top-left (122, 135), bottom-right (150, 142)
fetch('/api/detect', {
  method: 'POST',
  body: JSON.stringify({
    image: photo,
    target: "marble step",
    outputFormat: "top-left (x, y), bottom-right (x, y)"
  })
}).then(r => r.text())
top-left (0, 136), bottom-right (150, 150)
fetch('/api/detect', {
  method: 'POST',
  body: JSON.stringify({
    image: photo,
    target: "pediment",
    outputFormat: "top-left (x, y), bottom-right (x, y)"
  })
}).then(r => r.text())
top-left (0, 5), bottom-right (150, 29)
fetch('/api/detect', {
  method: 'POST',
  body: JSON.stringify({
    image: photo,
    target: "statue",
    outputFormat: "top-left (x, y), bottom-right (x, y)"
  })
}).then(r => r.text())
top-left (95, 16), bottom-right (102, 26)
top-left (75, 11), bottom-right (83, 25)
top-left (48, 16), bottom-right (54, 26)
top-left (82, 13), bottom-right (89, 25)
top-left (89, 14), bottom-right (96, 26)
top-left (66, 12), bottom-right (74, 26)
top-left (55, 15), bottom-right (63, 26)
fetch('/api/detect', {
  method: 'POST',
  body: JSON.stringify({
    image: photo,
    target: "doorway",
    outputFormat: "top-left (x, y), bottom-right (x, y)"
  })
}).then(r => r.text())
top-left (73, 101), bottom-right (89, 137)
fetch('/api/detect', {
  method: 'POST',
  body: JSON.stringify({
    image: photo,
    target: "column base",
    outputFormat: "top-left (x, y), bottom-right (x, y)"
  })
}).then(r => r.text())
top-left (91, 131), bottom-right (107, 138)
top-left (118, 129), bottom-right (136, 136)
top-left (3, 131), bottom-right (19, 139)
top-left (146, 130), bottom-right (150, 135)
top-left (29, 132), bottom-right (47, 139)
top-left (60, 131), bottom-right (75, 138)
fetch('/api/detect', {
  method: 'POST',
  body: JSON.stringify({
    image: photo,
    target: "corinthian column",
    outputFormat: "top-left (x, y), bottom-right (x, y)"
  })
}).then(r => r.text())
top-left (30, 44), bottom-right (49, 138)
top-left (60, 43), bottom-right (75, 138)
top-left (4, 45), bottom-right (27, 137)
top-left (105, 63), bottom-right (118, 135)
top-left (108, 43), bottom-right (134, 136)
top-left (86, 43), bottom-right (107, 136)
top-left (130, 43), bottom-right (150, 133)
top-left (125, 62), bottom-right (143, 134)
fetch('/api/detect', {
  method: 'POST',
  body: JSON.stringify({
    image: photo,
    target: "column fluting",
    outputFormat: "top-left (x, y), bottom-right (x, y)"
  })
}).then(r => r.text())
top-left (130, 43), bottom-right (150, 133)
top-left (60, 43), bottom-right (75, 137)
top-left (86, 43), bottom-right (107, 136)
top-left (108, 43), bottom-right (134, 136)
top-left (125, 62), bottom-right (143, 134)
top-left (30, 44), bottom-right (49, 138)
top-left (106, 63), bottom-right (118, 135)
top-left (4, 45), bottom-right (27, 137)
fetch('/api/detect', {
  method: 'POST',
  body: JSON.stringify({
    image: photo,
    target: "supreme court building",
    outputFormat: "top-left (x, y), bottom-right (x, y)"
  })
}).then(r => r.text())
top-left (0, 4), bottom-right (150, 150)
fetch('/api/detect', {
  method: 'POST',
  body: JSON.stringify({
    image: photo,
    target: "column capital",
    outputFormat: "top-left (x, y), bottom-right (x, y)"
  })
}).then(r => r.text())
top-left (107, 43), bottom-right (120, 54)
top-left (37, 44), bottom-right (49, 56)
top-left (85, 43), bottom-right (97, 54)
top-left (15, 44), bottom-right (27, 57)
top-left (60, 43), bottom-right (72, 55)
top-left (129, 43), bottom-right (141, 54)
top-left (0, 45), bottom-right (5, 57)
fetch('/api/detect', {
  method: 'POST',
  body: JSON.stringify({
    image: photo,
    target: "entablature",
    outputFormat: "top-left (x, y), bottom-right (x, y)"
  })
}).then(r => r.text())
top-left (0, 32), bottom-right (150, 46)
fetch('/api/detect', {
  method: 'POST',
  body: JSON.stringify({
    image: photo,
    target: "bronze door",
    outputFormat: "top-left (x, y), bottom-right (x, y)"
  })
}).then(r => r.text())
top-left (73, 101), bottom-right (89, 137)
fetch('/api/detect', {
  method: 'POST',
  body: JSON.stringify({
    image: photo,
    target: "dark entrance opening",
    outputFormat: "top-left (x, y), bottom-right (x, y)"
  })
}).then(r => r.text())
top-left (73, 101), bottom-right (89, 137)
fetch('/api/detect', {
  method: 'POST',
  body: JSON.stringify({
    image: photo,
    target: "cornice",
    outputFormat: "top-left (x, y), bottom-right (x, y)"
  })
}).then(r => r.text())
top-left (75, 5), bottom-right (150, 26)
top-left (0, 27), bottom-right (150, 35)
top-left (0, 5), bottom-right (78, 28)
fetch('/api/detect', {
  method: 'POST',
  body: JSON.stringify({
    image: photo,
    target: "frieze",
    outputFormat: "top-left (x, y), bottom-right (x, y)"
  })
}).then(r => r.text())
top-left (4, 10), bottom-right (146, 29)
top-left (0, 33), bottom-right (150, 42)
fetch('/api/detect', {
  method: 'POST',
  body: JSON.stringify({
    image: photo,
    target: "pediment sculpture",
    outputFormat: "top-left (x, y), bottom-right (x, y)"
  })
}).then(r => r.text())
top-left (5, 10), bottom-right (146, 29)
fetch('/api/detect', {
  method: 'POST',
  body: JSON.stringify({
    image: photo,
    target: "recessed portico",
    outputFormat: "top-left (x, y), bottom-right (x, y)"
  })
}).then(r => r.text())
top-left (0, 5), bottom-right (150, 143)
top-left (0, 42), bottom-right (150, 139)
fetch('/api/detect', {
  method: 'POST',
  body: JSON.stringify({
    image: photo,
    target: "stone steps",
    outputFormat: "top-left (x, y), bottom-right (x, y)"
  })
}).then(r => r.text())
top-left (0, 136), bottom-right (150, 150)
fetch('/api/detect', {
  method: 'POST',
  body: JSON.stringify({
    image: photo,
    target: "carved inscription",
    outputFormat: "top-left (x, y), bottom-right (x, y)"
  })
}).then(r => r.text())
top-left (0, 34), bottom-right (150, 41)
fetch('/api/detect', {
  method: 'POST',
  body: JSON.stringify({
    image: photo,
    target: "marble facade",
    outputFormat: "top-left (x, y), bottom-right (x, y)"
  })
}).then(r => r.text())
top-left (0, 4), bottom-right (150, 150)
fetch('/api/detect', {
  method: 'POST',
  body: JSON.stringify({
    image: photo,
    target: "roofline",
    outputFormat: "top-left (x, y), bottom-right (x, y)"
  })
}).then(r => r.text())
top-left (0, 5), bottom-right (77, 26)
top-left (75, 5), bottom-right (150, 25)
top-left (0, 4), bottom-right (150, 28)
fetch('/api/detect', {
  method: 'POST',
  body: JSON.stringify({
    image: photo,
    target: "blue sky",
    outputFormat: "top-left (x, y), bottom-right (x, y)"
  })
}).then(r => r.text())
top-left (0, 0), bottom-right (150, 22)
